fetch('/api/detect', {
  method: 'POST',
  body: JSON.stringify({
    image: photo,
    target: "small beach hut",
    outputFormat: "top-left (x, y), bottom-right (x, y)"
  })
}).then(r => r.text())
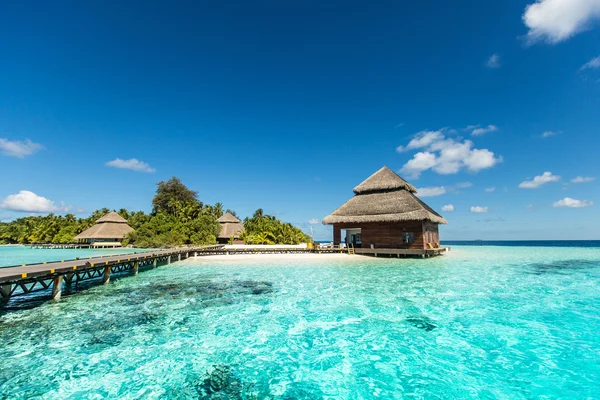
top-left (74, 212), bottom-right (134, 248)
top-left (217, 212), bottom-right (244, 244)
top-left (323, 166), bottom-right (447, 250)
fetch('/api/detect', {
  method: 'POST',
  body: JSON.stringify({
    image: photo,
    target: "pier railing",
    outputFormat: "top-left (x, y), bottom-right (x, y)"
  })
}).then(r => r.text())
top-left (0, 245), bottom-right (223, 306)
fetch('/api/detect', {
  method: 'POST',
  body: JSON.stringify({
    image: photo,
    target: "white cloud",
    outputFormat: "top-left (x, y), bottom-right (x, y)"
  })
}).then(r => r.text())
top-left (485, 187), bottom-right (496, 193)
top-left (541, 131), bottom-right (557, 138)
top-left (571, 176), bottom-right (596, 183)
top-left (398, 129), bottom-right (502, 178)
top-left (417, 186), bottom-right (447, 197)
top-left (470, 206), bottom-right (488, 213)
top-left (0, 190), bottom-right (70, 213)
top-left (455, 182), bottom-right (473, 189)
top-left (396, 130), bottom-right (444, 152)
top-left (486, 54), bottom-right (501, 69)
top-left (518, 171), bottom-right (561, 188)
top-left (400, 152), bottom-right (438, 178)
top-left (553, 197), bottom-right (594, 208)
top-left (580, 55), bottom-right (600, 71)
top-left (522, 0), bottom-right (600, 44)
top-left (442, 204), bottom-right (455, 212)
top-left (308, 218), bottom-right (320, 225)
top-left (105, 158), bottom-right (155, 173)
top-left (0, 138), bottom-right (44, 158)
top-left (467, 124), bottom-right (499, 136)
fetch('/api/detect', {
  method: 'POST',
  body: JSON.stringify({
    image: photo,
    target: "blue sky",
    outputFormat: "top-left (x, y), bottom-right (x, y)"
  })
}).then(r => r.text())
top-left (1, 0), bottom-right (599, 240)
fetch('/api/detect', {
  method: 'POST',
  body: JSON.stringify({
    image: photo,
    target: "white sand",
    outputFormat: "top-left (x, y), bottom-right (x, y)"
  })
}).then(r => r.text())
top-left (183, 252), bottom-right (359, 263)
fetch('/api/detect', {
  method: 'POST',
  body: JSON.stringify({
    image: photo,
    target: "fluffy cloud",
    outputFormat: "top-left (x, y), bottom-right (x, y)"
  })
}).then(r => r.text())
top-left (398, 129), bottom-right (502, 178)
top-left (308, 218), bottom-right (320, 225)
top-left (486, 54), bottom-right (501, 69)
top-left (0, 138), bottom-right (44, 158)
top-left (522, 0), bottom-right (600, 44)
top-left (470, 206), bottom-right (488, 213)
top-left (396, 130), bottom-right (444, 152)
top-left (417, 187), bottom-right (446, 197)
top-left (571, 176), bottom-right (596, 183)
top-left (485, 187), bottom-right (496, 193)
top-left (105, 158), bottom-right (155, 173)
top-left (541, 131), bottom-right (557, 138)
top-left (442, 204), bottom-right (455, 212)
top-left (470, 125), bottom-right (499, 136)
top-left (0, 190), bottom-right (70, 213)
top-left (553, 197), bottom-right (594, 208)
top-left (518, 172), bottom-right (560, 188)
top-left (580, 55), bottom-right (600, 71)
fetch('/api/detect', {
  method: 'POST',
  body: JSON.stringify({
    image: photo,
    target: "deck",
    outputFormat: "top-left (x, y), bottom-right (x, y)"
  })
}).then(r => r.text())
top-left (0, 246), bottom-right (222, 305)
top-left (1, 245), bottom-right (449, 308)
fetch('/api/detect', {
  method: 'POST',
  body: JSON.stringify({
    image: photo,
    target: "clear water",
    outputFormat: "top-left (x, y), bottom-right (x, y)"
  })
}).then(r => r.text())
top-left (0, 246), bottom-right (152, 268)
top-left (1, 245), bottom-right (600, 399)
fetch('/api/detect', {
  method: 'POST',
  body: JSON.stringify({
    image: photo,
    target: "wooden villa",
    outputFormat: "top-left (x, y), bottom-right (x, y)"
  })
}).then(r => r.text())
top-left (74, 211), bottom-right (134, 248)
top-left (217, 212), bottom-right (244, 244)
top-left (323, 166), bottom-right (449, 257)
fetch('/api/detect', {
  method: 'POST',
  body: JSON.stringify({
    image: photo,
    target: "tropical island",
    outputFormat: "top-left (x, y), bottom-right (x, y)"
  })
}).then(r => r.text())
top-left (0, 177), bottom-right (310, 247)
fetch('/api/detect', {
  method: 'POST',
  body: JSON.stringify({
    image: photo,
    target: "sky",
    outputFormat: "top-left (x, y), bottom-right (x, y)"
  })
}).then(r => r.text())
top-left (1, 0), bottom-right (599, 240)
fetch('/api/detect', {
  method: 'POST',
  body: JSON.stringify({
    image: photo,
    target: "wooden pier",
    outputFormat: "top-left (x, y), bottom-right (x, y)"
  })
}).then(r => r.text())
top-left (29, 243), bottom-right (92, 249)
top-left (0, 245), bottom-right (222, 306)
top-left (1, 245), bottom-right (449, 308)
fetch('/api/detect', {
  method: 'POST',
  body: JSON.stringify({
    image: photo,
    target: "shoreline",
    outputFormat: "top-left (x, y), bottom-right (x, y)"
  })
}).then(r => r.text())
top-left (184, 252), bottom-right (358, 262)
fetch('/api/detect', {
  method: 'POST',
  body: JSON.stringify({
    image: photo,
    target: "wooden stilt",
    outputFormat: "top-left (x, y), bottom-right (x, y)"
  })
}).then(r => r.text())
top-left (0, 283), bottom-right (12, 306)
top-left (153, 259), bottom-right (157, 268)
top-left (133, 261), bottom-right (139, 275)
top-left (52, 275), bottom-right (63, 301)
top-left (102, 266), bottom-right (111, 284)
top-left (178, 254), bottom-right (181, 262)
top-left (168, 255), bottom-right (171, 265)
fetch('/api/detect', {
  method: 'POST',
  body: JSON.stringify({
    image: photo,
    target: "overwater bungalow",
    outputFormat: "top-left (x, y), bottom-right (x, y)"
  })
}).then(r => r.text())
top-left (217, 212), bottom-right (244, 244)
top-left (323, 166), bottom-right (448, 256)
top-left (74, 211), bottom-right (134, 248)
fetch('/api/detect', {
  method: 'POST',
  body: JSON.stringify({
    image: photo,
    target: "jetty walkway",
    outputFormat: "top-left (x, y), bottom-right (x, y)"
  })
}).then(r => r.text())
top-left (0, 246), bottom-right (222, 305)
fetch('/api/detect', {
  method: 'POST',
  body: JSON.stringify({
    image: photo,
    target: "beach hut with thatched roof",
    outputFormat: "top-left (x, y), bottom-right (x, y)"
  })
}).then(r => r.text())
top-left (217, 212), bottom-right (244, 244)
top-left (323, 166), bottom-right (447, 250)
top-left (74, 211), bottom-right (134, 248)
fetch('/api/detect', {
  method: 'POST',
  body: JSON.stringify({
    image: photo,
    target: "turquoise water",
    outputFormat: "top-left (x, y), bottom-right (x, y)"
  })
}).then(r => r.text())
top-left (1, 245), bottom-right (600, 398)
top-left (0, 245), bottom-right (152, 267)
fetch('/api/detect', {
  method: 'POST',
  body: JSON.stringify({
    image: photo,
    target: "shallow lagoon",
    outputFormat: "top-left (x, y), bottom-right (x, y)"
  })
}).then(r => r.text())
top-left (1, 245), bottom-right (599, 398)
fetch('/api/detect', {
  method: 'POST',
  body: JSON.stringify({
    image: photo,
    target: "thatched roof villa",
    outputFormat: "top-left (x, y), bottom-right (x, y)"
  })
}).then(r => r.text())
top-left (74, 211), bottom-right (134, 248)
top-left (323, 166), bottom-right (447, 254)
top-left (217, 212), bottom-right (244, 244)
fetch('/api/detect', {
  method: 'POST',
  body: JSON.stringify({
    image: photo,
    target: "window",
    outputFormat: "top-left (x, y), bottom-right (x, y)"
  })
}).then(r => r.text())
top-left (402, 232), bottom-right (415, 244)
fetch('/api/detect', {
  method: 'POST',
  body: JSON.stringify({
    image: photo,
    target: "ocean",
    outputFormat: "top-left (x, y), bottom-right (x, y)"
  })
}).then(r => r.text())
top-left (0, 242), bottom-right (599, 398)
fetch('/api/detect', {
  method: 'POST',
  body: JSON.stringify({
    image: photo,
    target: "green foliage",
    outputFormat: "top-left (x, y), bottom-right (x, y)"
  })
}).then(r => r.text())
top-left (0, 178), bottom-right (306, 249)
top-left (152, 177), bottom-right (198, 215)
top-left (241, 209), bottom-right (310, 245)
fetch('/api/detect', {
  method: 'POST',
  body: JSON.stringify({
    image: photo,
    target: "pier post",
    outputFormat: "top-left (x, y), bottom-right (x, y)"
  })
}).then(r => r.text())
top-left (168, 256), bottom-right (171, 265)
top-left (52, 276), bottom-right (63, 301)
top-left (0, 284), bottom-right (12, 306)
top-left (102, 266), bottom-right (111, 284)
top-left (133, 261), bottom-right (139, 275)
top-left (178, 253), bottom-right (181, 262)
top-left (153, 259), bottom-right (157, 268)
top-left (194, 252), bottom-right (197, 257)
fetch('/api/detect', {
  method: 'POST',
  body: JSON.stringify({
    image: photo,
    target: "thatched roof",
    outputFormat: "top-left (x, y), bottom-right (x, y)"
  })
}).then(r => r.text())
top-left (217, 212), bottom-right (241, 223)
top-left (218, 212), bottom-right (244, 239)
top-left (74, 212), bottom-right (134, 240)
top-left (323, 166), bottom-right (447, 225)
top-left (353, 166), bottom-right (417, 194)
top-left (96, 211), bottom-right (128, 224)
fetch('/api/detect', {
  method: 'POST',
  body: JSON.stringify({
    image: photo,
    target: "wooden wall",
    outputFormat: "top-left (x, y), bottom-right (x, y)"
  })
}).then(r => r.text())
top-left (333, 221), bottom-right (438, 250)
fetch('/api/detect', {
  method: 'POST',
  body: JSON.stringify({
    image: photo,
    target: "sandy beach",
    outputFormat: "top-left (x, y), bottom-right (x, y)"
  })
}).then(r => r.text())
top-left (185, 252), bottom-right (358, 262)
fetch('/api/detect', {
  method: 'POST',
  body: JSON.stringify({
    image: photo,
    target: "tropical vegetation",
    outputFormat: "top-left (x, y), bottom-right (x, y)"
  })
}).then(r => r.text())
top-left (0, 177), bottom-right (310, 247)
